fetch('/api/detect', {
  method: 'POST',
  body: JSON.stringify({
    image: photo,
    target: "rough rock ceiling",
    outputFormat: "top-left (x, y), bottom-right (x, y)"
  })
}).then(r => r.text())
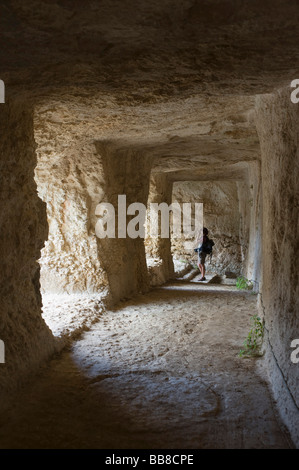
top-left (2, 0), bottom-right (299, 180)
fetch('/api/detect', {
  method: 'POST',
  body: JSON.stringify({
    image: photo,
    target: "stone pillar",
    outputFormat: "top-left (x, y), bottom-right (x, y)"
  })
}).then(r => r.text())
top-left (145, 173), bottom-right (175, 285)
top-left (237, 160), bottom-right (263, 291)
top-left (0, 98), bottom-right (57, 407)
top-left (94, 141), bottom-right (152, 302)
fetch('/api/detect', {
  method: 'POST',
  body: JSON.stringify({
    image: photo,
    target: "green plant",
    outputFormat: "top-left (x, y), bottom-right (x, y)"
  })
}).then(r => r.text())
top-left (236, 276), bottom-right (253, 290)
top-left (239, 314), bottom-right (264, 357)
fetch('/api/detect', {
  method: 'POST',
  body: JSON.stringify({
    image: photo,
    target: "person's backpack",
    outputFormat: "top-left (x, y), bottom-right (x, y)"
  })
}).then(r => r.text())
top-left (194, 237), bottom-right (215, 255)
top-left (201, 237), bottom-right (215, 255)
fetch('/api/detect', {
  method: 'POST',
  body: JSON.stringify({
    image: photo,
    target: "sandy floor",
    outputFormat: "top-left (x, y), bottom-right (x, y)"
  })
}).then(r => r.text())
top-left (0, 281), bottom-right (293, 449)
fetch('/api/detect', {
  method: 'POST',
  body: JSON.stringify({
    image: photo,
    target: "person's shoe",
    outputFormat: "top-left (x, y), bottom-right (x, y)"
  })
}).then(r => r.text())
top-left (199, 277), bottom-right (206, 281)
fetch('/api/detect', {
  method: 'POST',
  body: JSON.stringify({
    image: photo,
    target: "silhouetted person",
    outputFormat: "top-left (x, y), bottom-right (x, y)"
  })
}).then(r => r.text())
top-left (197, 227), bottom-right (210, 281)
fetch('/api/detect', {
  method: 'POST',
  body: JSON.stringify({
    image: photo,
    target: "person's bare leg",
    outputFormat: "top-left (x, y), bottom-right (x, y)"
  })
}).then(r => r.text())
top-left (198, 264), bottom-right (206, 280)
top-left (198, 263), bottom-right (203, 277)
top-left (198, 262), bottom-right (206, 281)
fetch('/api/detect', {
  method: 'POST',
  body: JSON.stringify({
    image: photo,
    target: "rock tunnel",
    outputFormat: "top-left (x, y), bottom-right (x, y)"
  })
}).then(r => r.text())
top-left (0, 0), bottom-right (298, 448)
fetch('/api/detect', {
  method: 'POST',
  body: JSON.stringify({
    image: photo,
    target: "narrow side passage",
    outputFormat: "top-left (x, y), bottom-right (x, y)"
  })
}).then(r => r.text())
top-left (0, 283), bottom-right (293, 449)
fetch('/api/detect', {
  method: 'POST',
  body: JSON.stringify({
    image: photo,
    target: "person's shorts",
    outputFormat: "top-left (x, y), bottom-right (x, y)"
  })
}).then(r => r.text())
top-left (198, 252), bottom-right (207, 264)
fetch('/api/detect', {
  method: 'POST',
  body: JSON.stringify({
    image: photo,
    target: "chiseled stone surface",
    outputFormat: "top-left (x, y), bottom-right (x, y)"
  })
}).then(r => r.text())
top-left (0, 0), bottom-right (298, 444)
top-left (0, 99), bottom-right (57, 405)
top-left (255, 88), bottom-right (299, 445)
